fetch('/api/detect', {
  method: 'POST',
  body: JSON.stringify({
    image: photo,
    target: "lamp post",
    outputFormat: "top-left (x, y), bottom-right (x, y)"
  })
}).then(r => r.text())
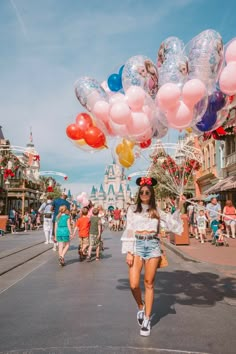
top-left (4, 179), bottom-right (10, 215)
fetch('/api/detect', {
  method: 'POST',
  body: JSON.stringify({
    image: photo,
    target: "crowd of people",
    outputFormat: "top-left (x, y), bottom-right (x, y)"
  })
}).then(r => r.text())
top-left (186, 197), bottom-right (236, 244)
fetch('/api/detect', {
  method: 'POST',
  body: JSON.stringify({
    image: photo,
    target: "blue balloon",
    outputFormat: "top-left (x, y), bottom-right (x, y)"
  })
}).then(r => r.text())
top-left (119, 65), bottom-right (124, 77)
top-left (108, 73), bottom-right (122, 92)
top-left (208, 91), bottom-right (226, 112)
top-left (196, 110), bottom-right (217, 132)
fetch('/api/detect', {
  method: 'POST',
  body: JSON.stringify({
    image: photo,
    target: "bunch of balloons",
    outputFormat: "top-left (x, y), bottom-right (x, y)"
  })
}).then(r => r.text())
top-left (67, 29), bottom-right (236, 168)
top-left (66, 112), bottom-right (107, 150)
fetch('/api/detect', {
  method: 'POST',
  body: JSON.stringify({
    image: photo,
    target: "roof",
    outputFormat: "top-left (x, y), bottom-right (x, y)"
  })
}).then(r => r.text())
top-left (107, 184), bottom-right (115, 195)
top-left (99, 184), bottom-right (105, 194)
top-left (90, 185), bottom-right (96, 195)
top-left (204, 175), bottom-right (236, 194)
top-left (118, 184), bottom-right (123, 194)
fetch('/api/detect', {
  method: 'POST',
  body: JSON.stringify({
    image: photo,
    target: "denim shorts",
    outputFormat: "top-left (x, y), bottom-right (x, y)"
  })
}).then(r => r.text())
top-left (134, 238), bottom-right (161, 260)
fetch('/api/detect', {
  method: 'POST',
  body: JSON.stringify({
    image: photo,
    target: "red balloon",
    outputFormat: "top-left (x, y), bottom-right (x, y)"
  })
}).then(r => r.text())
top-left (139, 139), bottom-right (152, 148)
top-left (75, 113), bottom-right (93, 131)
top-left (84, 126), bottom-right (106, 148)
top-left (66, 123), bottom-right (84, 140)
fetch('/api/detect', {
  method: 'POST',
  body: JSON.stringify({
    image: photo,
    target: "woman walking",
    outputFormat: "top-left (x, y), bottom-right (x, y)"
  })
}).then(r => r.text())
top-left (55, 205), bottom-right (72, 266)
top-left (121, 177), bottom-right (184, 337)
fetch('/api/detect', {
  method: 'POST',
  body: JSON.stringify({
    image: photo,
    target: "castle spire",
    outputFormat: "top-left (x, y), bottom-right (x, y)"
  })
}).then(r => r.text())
top-left (0, 126), bottom-right (5, 140)
top-left (27, 127), bottom-right (34, 148)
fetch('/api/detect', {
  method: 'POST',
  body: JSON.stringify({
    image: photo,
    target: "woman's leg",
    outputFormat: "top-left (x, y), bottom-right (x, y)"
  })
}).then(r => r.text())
top-left (143, 257), bottom-right (160, 318)
top-left (129, 255), bottom-right (144, 310)
top-left (226, 224), bottom-right (230, 238)
top-left (230, 222), bottom-right (235, 238)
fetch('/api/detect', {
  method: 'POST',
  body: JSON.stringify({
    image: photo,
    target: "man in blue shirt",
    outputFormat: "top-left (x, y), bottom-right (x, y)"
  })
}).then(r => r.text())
top-left (51, 193), bottom-right (70, 237)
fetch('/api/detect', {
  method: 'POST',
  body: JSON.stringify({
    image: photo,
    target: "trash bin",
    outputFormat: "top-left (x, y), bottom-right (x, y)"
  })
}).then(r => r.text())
top-left (169, 214), bottom-right (190, 245)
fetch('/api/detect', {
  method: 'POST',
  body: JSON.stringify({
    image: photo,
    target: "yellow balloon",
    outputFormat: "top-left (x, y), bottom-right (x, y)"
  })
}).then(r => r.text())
top-left (74, 139), bottom-right (86, 146)
top-left (122, 138), bottom-right (135, 149)
top-left (115, 143), bottom-right (124, 155)
top-left (185, 127), bottom-right (192, 134)
top-left (118, 149), bottom-right (135, 168)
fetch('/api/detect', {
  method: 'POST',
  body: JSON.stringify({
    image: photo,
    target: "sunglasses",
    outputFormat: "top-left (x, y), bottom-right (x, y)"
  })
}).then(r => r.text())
top-left (140, 190), bottom-right (151, 196)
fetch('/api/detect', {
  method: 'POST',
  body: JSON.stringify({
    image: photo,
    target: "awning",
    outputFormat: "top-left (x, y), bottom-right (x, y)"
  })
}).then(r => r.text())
top-left (205, 176), bottom-right (236, 194)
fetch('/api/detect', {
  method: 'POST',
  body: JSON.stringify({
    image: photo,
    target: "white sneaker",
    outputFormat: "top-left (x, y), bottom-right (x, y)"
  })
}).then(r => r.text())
top-left (201, 240), bottom-right (204, 244)
top-left (44, 241), bottom-right (49, 244)
top-left (140, 316), bottom-right (151, 336)
top-left (52, 245), bottom-right (57, 251)
top-left (137, 303), bottom-right (145, 326)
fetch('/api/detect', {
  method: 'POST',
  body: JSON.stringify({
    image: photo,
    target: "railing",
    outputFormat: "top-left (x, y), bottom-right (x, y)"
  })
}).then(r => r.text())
top-left (225, 152), bottom-right (236, 167)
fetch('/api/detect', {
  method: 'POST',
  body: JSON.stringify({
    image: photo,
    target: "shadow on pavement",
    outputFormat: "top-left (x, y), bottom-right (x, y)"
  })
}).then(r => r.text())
top-left (116, 270), bottom-right (236, 326)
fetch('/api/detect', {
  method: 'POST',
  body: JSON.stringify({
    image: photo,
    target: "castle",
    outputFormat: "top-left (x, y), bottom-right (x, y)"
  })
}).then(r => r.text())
top-left (89, 161), bottom-right (132, 210)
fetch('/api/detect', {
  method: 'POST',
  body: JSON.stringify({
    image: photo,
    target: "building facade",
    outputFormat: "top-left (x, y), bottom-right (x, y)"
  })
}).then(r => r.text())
top-left (0, 127), bottom-right (41, 215)
top-left (89, 161), bottom-right (132, 210)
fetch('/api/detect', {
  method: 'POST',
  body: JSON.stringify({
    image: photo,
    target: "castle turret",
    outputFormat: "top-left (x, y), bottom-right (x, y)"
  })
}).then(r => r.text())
top-left (90, 185), bottom-right (97, 204)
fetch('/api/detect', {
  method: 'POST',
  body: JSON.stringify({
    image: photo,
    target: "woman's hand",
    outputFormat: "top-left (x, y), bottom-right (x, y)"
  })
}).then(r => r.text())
top-left (126, 252), bottom-right (134, 267)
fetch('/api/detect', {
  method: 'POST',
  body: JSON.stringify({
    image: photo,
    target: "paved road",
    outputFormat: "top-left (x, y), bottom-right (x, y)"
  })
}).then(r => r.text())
top-left (0, 230), bottom-right (236, 354)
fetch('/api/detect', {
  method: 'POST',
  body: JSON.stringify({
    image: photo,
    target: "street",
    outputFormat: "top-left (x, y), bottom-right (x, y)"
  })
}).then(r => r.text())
top-left (0, 230), bottom-right (236, 354)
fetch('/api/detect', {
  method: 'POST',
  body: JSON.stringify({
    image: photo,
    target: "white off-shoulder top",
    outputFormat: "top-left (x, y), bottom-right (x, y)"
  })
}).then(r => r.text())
top-left (121, 203), bottom-right (183, 254)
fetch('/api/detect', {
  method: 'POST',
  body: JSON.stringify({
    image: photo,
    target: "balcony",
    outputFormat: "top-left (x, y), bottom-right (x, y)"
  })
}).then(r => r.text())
top-left (225, 152), bottom-right (236, 167)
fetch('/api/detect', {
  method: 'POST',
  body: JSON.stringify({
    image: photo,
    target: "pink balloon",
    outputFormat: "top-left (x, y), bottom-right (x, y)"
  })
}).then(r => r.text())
top-left (82, 197), bottom-right (89, 207)
top-left (109, 120), bottom-right (129, 137)
top-left (225, 40), bottom-right (236, 64)
top-left (110, 102), bottom-right (131, 125)
top-left (127, 112), bottom-right (150, 135)
top-left (156, 83), bottom-right (181, 111)
top-left (126, 86), bottom-right (146, 112)
top-left (109, 93), bottom-right (126, 105)
top-left (219, 62), bottom-right (236, 95)
top-left (166, 101), bottom-right (193, 129)
top-left (133, 128), bottom-right (153, 143)
top-left (93, 100), bottom-right (110, 123)
top-left (77, 195), bottom-right (83, 202)
top-left (182, 79), bottom-right (206, 107)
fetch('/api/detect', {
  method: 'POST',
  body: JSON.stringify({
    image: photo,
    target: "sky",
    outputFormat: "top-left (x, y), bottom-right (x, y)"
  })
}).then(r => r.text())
top-left (1, 0), bottom-right (236, 199)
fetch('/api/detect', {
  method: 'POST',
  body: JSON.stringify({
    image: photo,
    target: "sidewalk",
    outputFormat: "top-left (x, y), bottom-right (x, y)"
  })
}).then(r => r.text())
top-left (164, 235), bottom-right (236, 268)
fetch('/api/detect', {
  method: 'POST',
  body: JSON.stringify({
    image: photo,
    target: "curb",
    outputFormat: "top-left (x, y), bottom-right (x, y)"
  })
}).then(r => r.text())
top-left (163, 239), bottom-right (200, 263)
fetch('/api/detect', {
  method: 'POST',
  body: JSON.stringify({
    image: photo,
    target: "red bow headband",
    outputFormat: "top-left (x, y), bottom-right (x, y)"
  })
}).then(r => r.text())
top-left (136, 177), bottom-right (157, 186)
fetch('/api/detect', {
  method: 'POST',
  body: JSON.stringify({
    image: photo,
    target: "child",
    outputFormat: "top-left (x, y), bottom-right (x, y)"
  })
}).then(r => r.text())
top-left (196, 209), bottom-right (208, 244)
top-left (55, 205), bottom-right (72, 266)
top-left (214, 221), bottom-right (225, 243)
top-left (72, 207), bottom-right (90, 261)
top-left (23, 212), bottom-right (30, 232)
top-left (87, 208), bottom-right (102, 261)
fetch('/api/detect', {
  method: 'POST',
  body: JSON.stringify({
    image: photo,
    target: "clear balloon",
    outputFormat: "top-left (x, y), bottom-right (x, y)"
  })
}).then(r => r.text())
top-left (74, 77), bottom-right (108, 111)
top-left (122, 55), bottom-right (159, 98)
top-left (158, 55), bottom-right (189, 87)
top-left (157, 36), bottom-right (185, 68)
top-left (185, 29), bottom-right (224, 92)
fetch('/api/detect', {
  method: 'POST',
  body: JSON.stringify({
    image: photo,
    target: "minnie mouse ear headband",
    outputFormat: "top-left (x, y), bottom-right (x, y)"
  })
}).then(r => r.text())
top-left (136, 177), bottom-right (157, 187)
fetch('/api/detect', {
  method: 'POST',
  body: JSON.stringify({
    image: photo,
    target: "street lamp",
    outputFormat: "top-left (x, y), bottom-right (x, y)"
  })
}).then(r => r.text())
top-left (4, 179), bottom-right (10, 215)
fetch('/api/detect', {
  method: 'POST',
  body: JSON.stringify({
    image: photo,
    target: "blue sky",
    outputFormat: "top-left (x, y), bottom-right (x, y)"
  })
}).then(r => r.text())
top-left (1, 0), bottom-right (236, 198)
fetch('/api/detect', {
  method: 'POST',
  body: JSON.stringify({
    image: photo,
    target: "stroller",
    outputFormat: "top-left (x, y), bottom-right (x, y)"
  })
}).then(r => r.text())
top-left (211, 220), bottom-right (229, 247)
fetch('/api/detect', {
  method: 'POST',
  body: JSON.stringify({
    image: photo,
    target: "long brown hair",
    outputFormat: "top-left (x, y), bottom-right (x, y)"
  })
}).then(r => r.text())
top-left (135, 185), bottom-right (159, 220)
